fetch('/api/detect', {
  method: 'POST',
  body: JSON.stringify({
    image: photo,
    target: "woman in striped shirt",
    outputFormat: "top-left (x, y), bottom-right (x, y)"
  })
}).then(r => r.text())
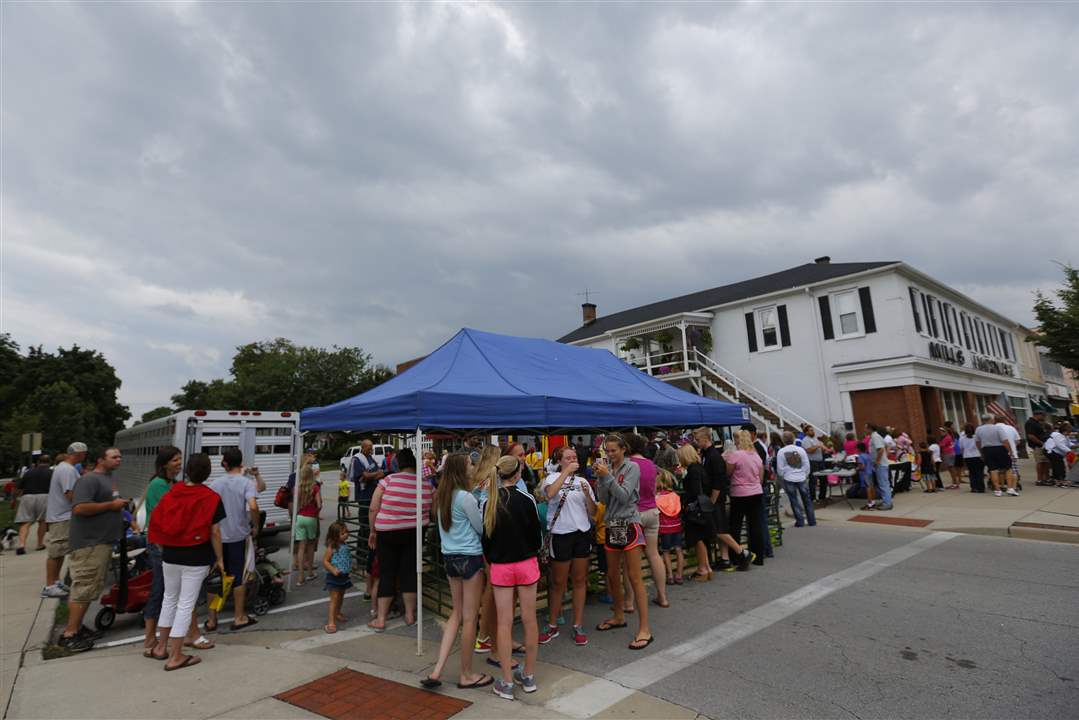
top-left (367, 448), bottom-right (433, 630)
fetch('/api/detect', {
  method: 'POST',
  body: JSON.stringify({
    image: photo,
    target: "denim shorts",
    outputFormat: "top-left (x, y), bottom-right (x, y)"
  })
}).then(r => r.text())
top-left (659, 532), bottom-right (684, 551)
top-left (443, 554), bottom-right (484, 580)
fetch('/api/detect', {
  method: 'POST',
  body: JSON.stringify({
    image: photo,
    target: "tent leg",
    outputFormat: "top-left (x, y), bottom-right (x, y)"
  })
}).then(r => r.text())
top-left (286, 432), bottom-right (304, 593)
top-left (415, 427), bottom-right (424, 656)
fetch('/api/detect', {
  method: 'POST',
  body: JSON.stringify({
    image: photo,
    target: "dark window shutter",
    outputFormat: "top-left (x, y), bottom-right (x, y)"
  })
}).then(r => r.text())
top-left (859, 287), bottom-right (876, 334)
top-left (778, 305), bottom-right (791, 347)
top-left (908, 288), bottom-right (922, 333)
top-left (745, 312), bottom-right (758, 352)
top-left (818, 296), bottom-right (834, 340)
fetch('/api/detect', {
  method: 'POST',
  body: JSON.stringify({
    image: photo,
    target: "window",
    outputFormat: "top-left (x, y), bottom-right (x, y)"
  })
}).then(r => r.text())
top-left (758, 306), bottom-right (779, 348)
top-left (960, 312), bottom-right (972, 349)
top-left (256, 427), bottom-right (292, 437)
top-left (1008, 395), bottom-right (1027, 428)
top-left (202, 445), bottom-right (221, 456)
top-left (255, 443), bottom-right (292, 454)
top-left (941, 390), bottom-right (967, 427)
top-left (834, 290), bottom-right (861, 336)
top-left (976, 320), bottom-right (987, 355)
top-left (909, 287), bottom-right (923, 333)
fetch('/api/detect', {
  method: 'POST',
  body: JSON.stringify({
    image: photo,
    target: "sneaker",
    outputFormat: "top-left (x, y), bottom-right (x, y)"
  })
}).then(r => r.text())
top-left (41, 584), bottom-right (68, 599)
top-left (993, 490), bottom-right (1003, 497)
top-left (76, 625), bottom-right (104, 641)
top-left (16, 548), bottom-right (26, 556)
top-left (538, 625), bottom-right (560, 644)
top-left (474, 637), bottom-right (492, 654)
top-left (57, 633), bottom-right (94, 653)
top-left (513, 670), bottom-right (537, 693)
top-left (861, 502), bottom-right (877, 510)
top-left (876, 503), bottom-right (893, 511)
top-left (1006, 488), bottom-right (1020, 497)
top-left (572, 626), bottom-right (588, 646)
top-left (736, 550), bottom-right (755, 571)
top-left (492, 678), bottom-right (515, 701)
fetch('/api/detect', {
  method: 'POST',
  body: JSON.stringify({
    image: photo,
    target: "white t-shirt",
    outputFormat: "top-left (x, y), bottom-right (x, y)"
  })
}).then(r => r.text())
top-left (996, 423), bottom-right (1020, 459)
top-left (1045, 431), bottom-right (1069, 456)
top-left (776, 445), bottom-right (811, 483)
top-left (541, 473), bottom-right (594, 534)
top-left (929, 443), bottom-right (941, 464)
top-left (958, 435), bottom-right (981, 459)
top-left (974, 423), bottom-right (1005, 448)
top-left (883, 434), bottom-right (896, 449)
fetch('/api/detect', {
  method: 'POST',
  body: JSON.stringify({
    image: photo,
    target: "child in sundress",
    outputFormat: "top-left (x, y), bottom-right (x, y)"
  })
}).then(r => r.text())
top-left (322, 521), bottom-right (353, 633)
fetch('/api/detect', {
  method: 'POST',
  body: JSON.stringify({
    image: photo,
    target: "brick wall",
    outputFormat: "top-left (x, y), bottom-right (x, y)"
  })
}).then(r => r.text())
top-left (851, 385), bottom-right (927, 441)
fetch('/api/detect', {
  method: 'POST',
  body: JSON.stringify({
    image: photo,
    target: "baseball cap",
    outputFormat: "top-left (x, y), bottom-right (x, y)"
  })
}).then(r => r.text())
top-left (655, 432), bottom-right (667, 441)
top-left (67, 441), bottom-right (88, 453)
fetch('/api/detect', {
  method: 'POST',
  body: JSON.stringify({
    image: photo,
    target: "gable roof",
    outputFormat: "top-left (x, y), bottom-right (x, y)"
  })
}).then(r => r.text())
top-left (558, 261), bottom-right (900, 344)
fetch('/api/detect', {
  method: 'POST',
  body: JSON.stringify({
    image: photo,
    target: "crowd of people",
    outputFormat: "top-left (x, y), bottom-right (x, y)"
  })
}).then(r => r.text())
top-left (8, 411), bottom-right (1074, 687)
top-left (342, 427), bottom-right (781, 701)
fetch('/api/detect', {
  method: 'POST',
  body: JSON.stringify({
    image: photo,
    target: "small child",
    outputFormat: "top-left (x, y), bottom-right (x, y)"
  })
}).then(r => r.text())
top-left (655, 470), bottom-right (684, 585)
top-left (917, 442), bottom-right (937, 493)
top-left (856, 442), bottom-right (873, 491)
top-left (322, 521), bottom-right (352, 633)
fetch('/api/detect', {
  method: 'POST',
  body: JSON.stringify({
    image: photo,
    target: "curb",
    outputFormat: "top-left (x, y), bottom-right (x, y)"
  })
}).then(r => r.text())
top-left (22, 596), bottom-right (60, 668)
top-left (1008, 525), bottom-right (1079, 544)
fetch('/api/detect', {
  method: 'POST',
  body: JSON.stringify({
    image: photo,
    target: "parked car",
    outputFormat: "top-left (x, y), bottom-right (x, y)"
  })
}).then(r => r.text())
top-left (339, 444), bottom-right (393, 474)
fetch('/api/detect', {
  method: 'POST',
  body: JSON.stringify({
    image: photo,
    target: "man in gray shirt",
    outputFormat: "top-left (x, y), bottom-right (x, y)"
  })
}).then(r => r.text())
top-left (42, 441), bottom-right (88, 599)
top-left (975, 413), bottom-right (1017, 497)
top-left (60, 447), bottom-right (128, 652)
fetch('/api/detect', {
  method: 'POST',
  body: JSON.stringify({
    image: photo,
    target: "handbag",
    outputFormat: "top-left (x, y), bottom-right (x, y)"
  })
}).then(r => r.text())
top-left (540, 481), bottom-right (573, 565)
top-left (605, 518), bottom-right (632, 548)
top-left (684, 494), bottom-right (714, 527)
top-left (274, 484), bottom-right (291, 509)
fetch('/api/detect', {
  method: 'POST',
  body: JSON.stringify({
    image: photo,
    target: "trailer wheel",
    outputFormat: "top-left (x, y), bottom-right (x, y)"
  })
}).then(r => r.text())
top-left (94, 607), bottom-right (116, 631)
top-left (252, 596), bottom-right (270, 616)
top-left (269, 586), bottom-right (286, 606)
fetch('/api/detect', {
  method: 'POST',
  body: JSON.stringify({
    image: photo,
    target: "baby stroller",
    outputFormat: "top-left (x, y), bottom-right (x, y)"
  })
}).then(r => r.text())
top-left (251, 545), bottom-right (287, 615)
top-left (95, 535), bottom-right (152, 631)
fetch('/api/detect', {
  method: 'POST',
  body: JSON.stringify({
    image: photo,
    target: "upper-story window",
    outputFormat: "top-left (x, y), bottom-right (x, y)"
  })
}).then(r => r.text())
top-left (820, 287), bottom-right (876, 341)
top-left (759, 306), bottom-right (779, 348)
top-left (834, 290), bottom-right (861, 336)
top-left (745, 304), bottom-right (790, 352)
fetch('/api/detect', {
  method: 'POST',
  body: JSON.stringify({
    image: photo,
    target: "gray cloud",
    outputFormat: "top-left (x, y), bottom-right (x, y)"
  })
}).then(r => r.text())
top-left (3, 1), bottom-right (1077, 418)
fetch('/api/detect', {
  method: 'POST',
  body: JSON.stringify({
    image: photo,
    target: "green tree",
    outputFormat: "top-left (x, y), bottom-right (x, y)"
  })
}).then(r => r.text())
top-left (1, 381), bottom-right (92, 457)
top-left (1032, 263), bottom-right (1079, 371)
top-left (172, 339), bottom-right (392, 411)
top-left (171, 379), bottom-right (238, 410)
top-left (137, 406), bottom-right (174, 424)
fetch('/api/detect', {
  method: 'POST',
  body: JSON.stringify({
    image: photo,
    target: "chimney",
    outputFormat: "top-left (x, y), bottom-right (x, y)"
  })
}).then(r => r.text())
top-left (582, 302), bottom-right (597, 325)
top-left (814, 255), bottom-right (831, 264)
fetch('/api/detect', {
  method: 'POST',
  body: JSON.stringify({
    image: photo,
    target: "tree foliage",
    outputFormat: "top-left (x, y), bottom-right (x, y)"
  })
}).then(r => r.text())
top-left (171, 339), bottom-right (393, 412)
top-left (0, 334), bottom-right (129, 468)
top-left (1032, 263), bottom-right (1079, 372)
top-left (137, 406), bottom-right (175, 425)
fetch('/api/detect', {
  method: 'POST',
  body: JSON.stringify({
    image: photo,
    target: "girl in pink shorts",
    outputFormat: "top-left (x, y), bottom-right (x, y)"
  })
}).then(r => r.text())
top-left (480, 456), bottom-right (542, 701)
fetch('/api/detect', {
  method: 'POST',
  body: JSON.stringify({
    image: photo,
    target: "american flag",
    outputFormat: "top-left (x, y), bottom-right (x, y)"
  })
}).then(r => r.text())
top-left (987, 392), bottom-right (1016, 427)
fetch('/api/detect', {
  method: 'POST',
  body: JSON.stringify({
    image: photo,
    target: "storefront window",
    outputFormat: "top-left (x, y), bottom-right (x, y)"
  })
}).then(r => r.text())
top-left (1008, 395), bottom-right (1028, 428)
top-left (941, 390), bottom-right (968, 428)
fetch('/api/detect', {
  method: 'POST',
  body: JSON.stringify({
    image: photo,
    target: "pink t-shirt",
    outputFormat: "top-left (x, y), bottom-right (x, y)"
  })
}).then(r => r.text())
top-left (939, 434), bottom-right (955, 457)
top-left (843, 439), bottom-right (859, 456)
top-left (725, 450), bottom-right (764, 497)
top-left (374, 472), bottom-right (433, 532)
top-left (631, 456), bottom-right (657, 512)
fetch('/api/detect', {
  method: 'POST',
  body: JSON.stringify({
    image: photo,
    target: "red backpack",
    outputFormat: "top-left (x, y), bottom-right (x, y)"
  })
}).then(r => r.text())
top-left (148, 483), bottom-right (219, 547)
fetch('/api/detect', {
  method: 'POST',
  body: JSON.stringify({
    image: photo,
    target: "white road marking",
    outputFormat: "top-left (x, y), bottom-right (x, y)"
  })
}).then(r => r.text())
top-left (280, 618), bottom-right (406, 651)
top-left (96, 590), bottom-right (366, 648)
top-left (547, 531), bottom-right (960, 718)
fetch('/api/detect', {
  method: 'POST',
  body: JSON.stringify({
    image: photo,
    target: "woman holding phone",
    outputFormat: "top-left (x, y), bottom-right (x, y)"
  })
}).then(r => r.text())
top-left (593, 434), bottom-right (653, 650)
top-left (538, 446), bottom-right (597, 648)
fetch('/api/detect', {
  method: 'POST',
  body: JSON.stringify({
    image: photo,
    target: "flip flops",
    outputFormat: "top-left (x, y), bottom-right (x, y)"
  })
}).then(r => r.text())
top-left (420, 677), bottom-right (442, 689)
top-left (184, 635), bottom-right (215, 650)
top-left (457, 674), bottom-right (494, 689)
top-left (485, 657), bottom-right (520, 671)
top-left (230, 617), bottom-right (258, 631)
top-left (651, 598), bottom-right (670, 608)
top-left (628, 635), bottom-right (655, 650)
top-left (595, 620), bottom-right (627, 632)
top-left (324, 625), bottom-right (337, 634)
top-left (163, 655), bottom-right (201, 671)
top-left (143, 648), bottom-right (168, 660)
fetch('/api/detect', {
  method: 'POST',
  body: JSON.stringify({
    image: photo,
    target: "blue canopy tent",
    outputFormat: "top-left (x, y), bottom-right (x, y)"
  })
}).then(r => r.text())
top-left (300, 328), bottom-right (749, 432)
top-left (297, 328), bottom-right (748, 650)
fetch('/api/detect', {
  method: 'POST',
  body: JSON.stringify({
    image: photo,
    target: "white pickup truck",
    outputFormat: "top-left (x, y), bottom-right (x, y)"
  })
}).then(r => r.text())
top-left (339, 444), bottom-right (393, 474)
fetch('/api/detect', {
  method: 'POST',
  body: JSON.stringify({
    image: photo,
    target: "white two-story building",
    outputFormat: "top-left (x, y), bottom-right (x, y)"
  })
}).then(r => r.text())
top-left (558, 257), bottom-right (1047, 442)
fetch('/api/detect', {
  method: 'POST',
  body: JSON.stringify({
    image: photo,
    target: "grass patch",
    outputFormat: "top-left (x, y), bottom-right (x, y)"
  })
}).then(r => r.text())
top-left (0, 499), bottom-right (15, 529)
top-left (41, 644), bottom-right (73, 660)
top-left (53, 601), bottom-right (69, 626)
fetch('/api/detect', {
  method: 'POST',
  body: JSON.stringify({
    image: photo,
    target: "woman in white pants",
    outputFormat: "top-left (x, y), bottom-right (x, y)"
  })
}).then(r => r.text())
top-left (148, 453), bottom-right (225, 671)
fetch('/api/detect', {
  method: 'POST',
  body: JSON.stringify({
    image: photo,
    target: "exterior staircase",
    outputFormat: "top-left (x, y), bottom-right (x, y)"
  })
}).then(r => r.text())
top-left (689, 350), bottom-right (825, 438)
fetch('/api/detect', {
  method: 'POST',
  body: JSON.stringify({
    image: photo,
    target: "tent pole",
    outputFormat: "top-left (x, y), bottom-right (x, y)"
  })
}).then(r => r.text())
top-left (286, 431), bottom-right (304, 593)
top-left (415, 426), bottom-right (423, 656)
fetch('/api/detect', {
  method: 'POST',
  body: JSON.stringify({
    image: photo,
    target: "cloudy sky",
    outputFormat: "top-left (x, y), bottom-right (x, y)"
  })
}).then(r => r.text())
top-left (3, 1), bottom-right (1077, 419)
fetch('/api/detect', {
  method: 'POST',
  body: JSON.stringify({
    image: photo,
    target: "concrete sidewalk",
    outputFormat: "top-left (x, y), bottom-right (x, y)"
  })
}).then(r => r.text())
top-left (813, 457), bottom-right (1079, 542)
top-left (1, 544), bottom-right (58, 717)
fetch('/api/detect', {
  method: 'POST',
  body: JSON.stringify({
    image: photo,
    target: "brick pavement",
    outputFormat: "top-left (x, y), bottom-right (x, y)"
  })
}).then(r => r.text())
top-left (848, 514), bottom-right (933, 527)
top-left (276, 668), bottom-right (472, 720)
